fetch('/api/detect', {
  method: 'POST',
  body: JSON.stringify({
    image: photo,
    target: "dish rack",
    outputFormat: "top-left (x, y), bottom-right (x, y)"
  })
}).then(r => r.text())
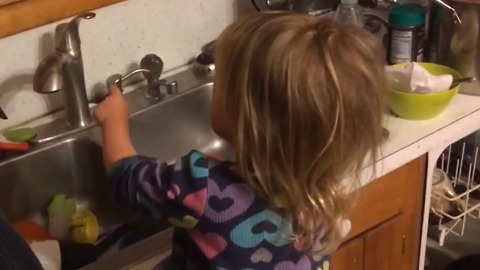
top-left (430, 136), bottom-right (480, 246)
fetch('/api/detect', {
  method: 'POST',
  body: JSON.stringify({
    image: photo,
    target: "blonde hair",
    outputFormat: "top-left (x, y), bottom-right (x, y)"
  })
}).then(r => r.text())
top-left (214, 12), bottom-right (386, 255)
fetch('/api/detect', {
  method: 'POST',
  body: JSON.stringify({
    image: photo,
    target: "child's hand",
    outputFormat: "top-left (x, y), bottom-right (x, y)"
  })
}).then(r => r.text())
top-left (94, 86), bottom-right (129, 126)
top-left (95, 86), bottom-right (136, 169)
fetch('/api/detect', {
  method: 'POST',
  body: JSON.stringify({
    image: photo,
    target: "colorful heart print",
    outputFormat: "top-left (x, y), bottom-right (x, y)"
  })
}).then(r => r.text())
top-left (189, 151), bottom-right (209, 178)
top-left (189, 229), bottom-right (227, 259)
top-left (317, 261), bottom-right (330, 270)
top-left (205, 179), bottom-right (255, 223)
top-left (183, 188), bottom-right (207, 216)
top-left (230, 210), bottom-right (291, 248)
top-left (274, 256), bottom-right (312, 270)
top-left (167, 184), bottom-right (181, 199)
top-left (167, 215), bottom-right (198, 229)
top-left (205, 154), bottom-right (225, 161)
top-left (251, 247), bottom-right (273, 263)
top-left (137, 164), bottom-right (166, 204)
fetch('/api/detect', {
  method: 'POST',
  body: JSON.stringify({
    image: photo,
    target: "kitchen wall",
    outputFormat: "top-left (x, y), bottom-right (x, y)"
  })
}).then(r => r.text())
top-left (0, 0), bottom-right (255, 131)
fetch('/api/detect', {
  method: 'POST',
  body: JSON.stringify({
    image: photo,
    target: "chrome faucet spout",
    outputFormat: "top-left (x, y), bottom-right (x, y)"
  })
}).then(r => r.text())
top-left (56, 12), bottom-right (96, 58)
top-left (33, 12), bottom-right (96, 128)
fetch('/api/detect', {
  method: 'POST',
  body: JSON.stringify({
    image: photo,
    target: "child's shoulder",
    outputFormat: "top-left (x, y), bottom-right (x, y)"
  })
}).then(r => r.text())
top-left (179, 150), bottom-right (242, 184)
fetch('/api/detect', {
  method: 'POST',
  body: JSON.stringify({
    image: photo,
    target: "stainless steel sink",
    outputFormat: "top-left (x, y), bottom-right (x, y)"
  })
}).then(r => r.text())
top-left (128, 82), bottom-right (234, 162)
top-left (0, 69), bottom-right (234, 268)
top-left (0, 138), bottom-right (128, 226)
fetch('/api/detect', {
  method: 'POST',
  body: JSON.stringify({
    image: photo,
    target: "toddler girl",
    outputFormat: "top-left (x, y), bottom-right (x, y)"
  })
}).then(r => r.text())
top-left (95, 12), bottom-right (386, 270)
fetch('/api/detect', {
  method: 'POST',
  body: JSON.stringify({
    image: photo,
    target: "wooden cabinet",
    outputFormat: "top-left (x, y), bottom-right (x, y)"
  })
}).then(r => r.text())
top-left (331, 237), bottom-right (364, 270)
top-left (364, 216), bottom-right (408, 270)
top-left (331, 156), bottom-right (426, 270)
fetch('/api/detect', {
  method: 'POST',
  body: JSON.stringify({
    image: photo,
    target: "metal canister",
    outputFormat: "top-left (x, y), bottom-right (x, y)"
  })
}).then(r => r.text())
top-left (387, 3), bottom-right (426, 64)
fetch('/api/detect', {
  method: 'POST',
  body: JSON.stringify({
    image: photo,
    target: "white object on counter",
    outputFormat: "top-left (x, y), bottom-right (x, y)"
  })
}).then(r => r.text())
top-left (386, 62), bottom-right (453, 94)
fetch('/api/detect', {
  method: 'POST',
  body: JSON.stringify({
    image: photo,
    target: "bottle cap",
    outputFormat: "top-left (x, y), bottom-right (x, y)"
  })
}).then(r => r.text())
top-left (389, 3), bottom-right (425, 28)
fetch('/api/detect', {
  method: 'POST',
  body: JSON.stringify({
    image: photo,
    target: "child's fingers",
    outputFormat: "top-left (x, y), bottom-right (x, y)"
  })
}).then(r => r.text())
top-left (109, 85), bottom-right (122, 96)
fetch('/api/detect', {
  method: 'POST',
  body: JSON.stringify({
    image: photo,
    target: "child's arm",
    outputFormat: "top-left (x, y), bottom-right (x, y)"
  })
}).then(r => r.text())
top-left (94, 86), bottom-right (136, 170)
top-left (108, 152), bottom-right (209, 226)
top-left (94, 87), bottom-right (209, 225)
top-left (101, 120), bottom-right (136, 170)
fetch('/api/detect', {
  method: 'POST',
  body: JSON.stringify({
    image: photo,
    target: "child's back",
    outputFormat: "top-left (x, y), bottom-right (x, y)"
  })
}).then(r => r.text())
top-left (96, 11), bottom-right (386, 270)
top-left (111, 152), bottom-right (332, 269)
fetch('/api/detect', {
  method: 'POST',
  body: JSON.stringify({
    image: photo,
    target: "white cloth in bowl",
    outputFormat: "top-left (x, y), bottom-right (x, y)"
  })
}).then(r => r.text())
top-left (386, 62), bottom-right (453, 94)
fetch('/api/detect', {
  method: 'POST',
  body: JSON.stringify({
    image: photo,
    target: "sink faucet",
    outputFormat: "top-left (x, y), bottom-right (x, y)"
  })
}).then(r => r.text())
top-left (33, 12), bottom-right (96, 128)
top-left (106, 54), bottom-right (178, 100)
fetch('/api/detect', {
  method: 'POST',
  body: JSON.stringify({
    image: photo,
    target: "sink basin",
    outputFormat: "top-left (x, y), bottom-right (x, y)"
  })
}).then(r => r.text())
top-left (0, 69), bottom-right (233, 268)
top-left (0, 138), bottom-right (136, 227)
top-left (129, 83), bottom-right (234, 162)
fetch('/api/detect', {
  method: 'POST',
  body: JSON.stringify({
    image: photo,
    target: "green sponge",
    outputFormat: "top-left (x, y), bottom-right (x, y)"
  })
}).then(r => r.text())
top-left (47, 194), bottom-right (76, 216)
top-left (3, 128), bottom-right (37, 142)
top-left (47, 194), bottom-right (77, 240)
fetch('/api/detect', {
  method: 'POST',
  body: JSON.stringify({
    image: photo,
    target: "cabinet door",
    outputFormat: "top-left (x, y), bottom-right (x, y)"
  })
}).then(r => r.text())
top-left (332, 156), bottom-right (425, 270)
top-left (364, 216), bottom-right (412, 270)
top-left (331, 237), bottom-right (364, 270)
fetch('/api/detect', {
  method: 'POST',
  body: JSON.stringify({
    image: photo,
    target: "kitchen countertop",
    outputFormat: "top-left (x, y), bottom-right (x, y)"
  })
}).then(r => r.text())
top-left (364, 92), bottom-right (480, 270)
top-left (368, 93), bottom-right (480, 184)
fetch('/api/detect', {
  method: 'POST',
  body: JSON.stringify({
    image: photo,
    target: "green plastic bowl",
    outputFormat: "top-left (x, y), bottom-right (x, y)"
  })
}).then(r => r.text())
top-left (389, 62), bottom-right (461, 120)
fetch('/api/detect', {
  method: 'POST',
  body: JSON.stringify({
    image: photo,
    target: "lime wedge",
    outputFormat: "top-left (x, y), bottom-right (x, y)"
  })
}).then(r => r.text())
top-left (3, 128), bottom-right (37, 142)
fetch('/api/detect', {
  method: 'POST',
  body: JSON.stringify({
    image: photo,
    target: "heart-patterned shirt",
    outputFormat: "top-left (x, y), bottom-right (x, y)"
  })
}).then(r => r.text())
top-left (109, 151), bottom-right (331, 270)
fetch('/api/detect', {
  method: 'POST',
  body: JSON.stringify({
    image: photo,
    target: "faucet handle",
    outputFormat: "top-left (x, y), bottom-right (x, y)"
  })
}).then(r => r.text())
top-left (91, 73), bottom-right (125, 104)
top-left (106, 74), bottom-right (124, 93)
top-left (140, 54), bottom-right (164, 82)
top-left (102, 55), bottom-right (172, 103)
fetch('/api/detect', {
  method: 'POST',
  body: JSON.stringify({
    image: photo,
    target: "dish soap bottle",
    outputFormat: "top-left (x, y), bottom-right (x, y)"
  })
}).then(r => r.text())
top-left (333, 0), bottom-right (364, 27)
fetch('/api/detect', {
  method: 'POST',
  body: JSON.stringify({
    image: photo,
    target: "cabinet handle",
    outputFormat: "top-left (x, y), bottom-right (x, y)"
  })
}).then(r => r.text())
top-left (402, 235), bottom-right (406, 255)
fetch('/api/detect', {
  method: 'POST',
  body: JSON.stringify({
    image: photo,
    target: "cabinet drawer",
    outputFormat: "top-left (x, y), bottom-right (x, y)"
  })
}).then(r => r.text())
top-left (344, 156), bottom-right (426, 241)
top-left (331, 237), bottom-right (364, 270)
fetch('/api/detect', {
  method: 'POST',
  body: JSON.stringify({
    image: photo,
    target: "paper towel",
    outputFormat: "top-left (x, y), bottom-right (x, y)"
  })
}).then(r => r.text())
top-left (386, 62), bottom-right (453, 94)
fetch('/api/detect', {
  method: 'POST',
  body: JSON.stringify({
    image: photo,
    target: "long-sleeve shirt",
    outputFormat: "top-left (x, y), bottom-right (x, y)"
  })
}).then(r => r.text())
top-left (109, 150), bottom-right (331, 270)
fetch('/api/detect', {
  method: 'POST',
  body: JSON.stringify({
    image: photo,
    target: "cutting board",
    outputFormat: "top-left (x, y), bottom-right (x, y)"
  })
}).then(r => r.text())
top-left (0, 0), bottom-right (126, 38)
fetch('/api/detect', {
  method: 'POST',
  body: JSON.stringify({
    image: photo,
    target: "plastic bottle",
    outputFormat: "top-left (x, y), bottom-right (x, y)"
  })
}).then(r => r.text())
top-left (333, 0), bottom-right (364, 27)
